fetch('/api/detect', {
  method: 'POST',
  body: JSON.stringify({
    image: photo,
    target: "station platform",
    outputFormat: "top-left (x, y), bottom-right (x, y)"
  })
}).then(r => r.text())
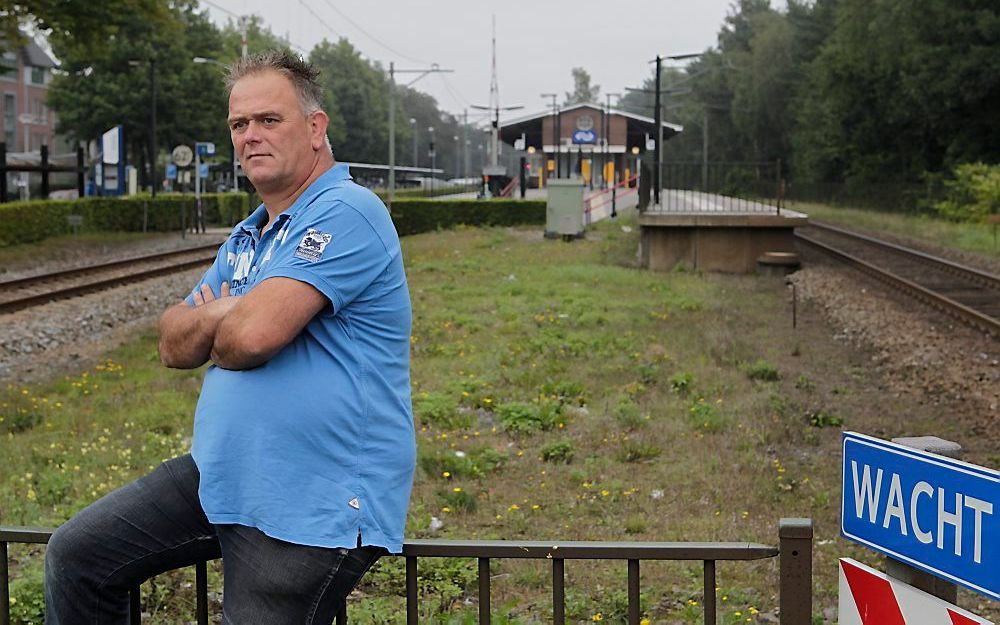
top-left (638, 190), bottom-right (808, 274)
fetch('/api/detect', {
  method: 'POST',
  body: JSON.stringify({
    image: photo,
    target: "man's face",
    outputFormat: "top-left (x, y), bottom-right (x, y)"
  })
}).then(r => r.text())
top-left (228, 70), bottom-right (322, 194)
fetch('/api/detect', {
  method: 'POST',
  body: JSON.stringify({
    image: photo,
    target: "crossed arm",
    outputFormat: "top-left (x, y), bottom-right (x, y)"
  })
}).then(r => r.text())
top-left (158, 277), bottom-right (328, 370)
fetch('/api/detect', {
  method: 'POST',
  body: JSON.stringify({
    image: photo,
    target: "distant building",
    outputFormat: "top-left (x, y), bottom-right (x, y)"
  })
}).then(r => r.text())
top-left (499, 103), bottom-right (682, 188)
top-left (0, 35), bottom-right (58, 153)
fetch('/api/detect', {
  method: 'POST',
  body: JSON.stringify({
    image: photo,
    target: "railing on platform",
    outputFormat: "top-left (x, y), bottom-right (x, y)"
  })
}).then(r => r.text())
top-left (1, 519), bottom-right (812, 624)
top-left (584, 175), bottom-right (639, 224)
top-left (656, 161), bottom-right (784, 214)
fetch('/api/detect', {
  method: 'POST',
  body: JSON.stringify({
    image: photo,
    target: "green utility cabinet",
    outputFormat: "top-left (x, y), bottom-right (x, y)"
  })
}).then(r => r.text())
top-left (545, 178), bottom-right (585, 239)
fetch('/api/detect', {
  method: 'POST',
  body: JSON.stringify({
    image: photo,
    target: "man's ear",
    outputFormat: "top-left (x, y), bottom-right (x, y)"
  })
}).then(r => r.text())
top-left (310, 110), bottom-right (330, 151)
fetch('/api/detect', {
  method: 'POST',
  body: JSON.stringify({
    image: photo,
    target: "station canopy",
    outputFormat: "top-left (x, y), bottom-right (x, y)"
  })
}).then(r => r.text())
top-left (497, 103), bottom-right (682, 153)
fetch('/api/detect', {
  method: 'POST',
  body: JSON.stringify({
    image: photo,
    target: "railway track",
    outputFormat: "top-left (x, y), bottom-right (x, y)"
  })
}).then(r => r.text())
top-left (795, 221), bottom-right (1000, 336)
top-left (0, 243), bottom-right (222, 314)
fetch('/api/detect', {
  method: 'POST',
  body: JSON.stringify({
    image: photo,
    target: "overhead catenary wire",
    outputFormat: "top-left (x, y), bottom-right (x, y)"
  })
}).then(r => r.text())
top-left (298, 0), bottom-right (343, 41)
top-left (437, 73), bottom-right (471, 109)
top-left (201, 0), bottom-right (239, 18)
top-left (203, 0), bottom-right (470, 117)
top-left (317, 0), bottom-right (432, 66)
top-left (201, 0), bottom-right (310, 53)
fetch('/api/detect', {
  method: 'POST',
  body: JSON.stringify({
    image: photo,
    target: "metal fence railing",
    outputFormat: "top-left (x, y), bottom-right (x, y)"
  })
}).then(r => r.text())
top-left (650, 161), bottom-right (784, 214)
top-left (2, 518), bottom-right (813, 625)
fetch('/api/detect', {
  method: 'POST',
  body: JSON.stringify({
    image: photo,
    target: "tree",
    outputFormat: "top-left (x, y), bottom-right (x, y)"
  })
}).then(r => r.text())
top-left (310, 38), bottom-right (389, 164)
top-left (217, 15), bottom-right (292, 62)
top-left (1, 0), bottom-right (171, 59)
top-left (792, 0), bottom-right (1000, 183)
top-left (46, 3), bottom-right (230, 187)
top-left (564, 67), bottom-right (600, 105)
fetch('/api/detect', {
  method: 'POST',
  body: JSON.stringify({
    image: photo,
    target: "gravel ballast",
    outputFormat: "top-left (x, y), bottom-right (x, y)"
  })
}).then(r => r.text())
top-left (0, 268), bottom-right (204, 384)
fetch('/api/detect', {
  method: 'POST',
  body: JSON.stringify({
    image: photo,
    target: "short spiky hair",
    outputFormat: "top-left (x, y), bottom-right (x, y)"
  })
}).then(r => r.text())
top-left (225, 50), bottom-right (324, 114)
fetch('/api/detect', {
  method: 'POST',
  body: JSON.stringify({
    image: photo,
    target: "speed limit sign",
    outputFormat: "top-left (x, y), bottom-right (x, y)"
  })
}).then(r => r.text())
top-left (171, 145), bottom-right (193, 167)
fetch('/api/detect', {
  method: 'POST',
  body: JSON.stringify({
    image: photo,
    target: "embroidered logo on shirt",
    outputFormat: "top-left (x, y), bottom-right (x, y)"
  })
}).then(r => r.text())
top-left (348, 497), bottom-right (360, 510)
top-left (294, 229), bottom-right (332, 262)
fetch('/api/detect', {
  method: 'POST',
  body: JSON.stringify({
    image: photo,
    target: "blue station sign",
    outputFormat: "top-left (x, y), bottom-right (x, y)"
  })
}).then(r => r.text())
top-left (841, 432), bottom-right (999, 600)
top-left (571, 129), bottom-right (597, 144)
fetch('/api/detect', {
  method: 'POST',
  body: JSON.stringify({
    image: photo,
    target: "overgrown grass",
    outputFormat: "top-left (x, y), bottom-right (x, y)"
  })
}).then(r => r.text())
top-left (789, 200), bottom-right (1000, 259)
top-left (2, 218), bottom-right (994, 623)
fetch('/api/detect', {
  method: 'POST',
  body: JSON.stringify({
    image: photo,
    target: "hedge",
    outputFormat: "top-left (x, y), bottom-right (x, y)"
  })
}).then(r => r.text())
top-left (0, 194), bottom-right (250, 247)
top-left (387, 199), bottom-right (545, 236)
top-left (0, 196), bottom-right (545, 248)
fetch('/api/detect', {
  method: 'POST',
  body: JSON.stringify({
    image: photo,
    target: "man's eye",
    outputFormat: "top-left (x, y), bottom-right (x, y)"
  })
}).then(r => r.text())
top-left (231, 121), bottom-right (246, 131)
top-left (263, 117), bottom-right (278, 126)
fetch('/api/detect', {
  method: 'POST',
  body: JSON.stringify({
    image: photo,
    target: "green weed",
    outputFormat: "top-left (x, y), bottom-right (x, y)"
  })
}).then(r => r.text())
top-left (616, 440), bottom-right (662, 463)
top-left (540, 440), bottom-right (574, 464)
top-left (669, 371), bottom-right (694, 395)
top-left (688, 398), bottom-right (727, 432)
top-left (807, 410), bottom-right (844, 428)
top-left (612, 396), bottom-right (644, 430)
top-left (743, 359), bottom-right (780, 381)
top-left (414, 391), bottom-right (473, 430)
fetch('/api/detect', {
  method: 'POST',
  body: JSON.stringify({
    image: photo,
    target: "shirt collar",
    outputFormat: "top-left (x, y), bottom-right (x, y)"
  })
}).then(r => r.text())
top-left (236, 163), bottom-right (352, 235)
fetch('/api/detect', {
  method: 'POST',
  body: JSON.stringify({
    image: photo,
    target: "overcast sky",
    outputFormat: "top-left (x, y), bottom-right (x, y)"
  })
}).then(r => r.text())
top-left (201, 0), bottom-right (784, 125)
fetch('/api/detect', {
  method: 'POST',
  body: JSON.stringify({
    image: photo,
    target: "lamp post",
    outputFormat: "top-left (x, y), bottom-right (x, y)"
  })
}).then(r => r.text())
top-left (385, 63), bottom-right (452, 206)
top-left (541, 93), bottom-right (558, 178)
top-left (427, 126), bottom-right (435, 193)
top-left (464, 139), bottom-right (470, 181)
top-left (129, 58), bottom-right (157, 198)
top-left (452, 135), bottom-right (459, 181)
top-left (603, 92), bottom-right (620, 188)
top-left (409, 118), bottom-right (417, 166)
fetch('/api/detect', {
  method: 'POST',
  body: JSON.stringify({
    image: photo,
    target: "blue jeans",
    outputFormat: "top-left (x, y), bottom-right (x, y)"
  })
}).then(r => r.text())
top-left (44, 455), bottom-right (385, 624)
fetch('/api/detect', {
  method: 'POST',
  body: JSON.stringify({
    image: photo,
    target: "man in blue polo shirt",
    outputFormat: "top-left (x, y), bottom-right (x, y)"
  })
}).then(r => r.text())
top-left (44, 51), bottom-right (415, 624)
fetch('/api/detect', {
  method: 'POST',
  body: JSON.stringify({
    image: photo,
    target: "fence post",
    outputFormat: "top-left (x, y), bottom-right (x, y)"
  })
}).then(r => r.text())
top-left (41, 144), bottom-right (50, 199)
top-left (2, 540), bottom-right (9, 625)
top-left (77, 145), bottom-right (85, 198)
top-left (774, 159), bottom-right (782, 215)
top-left (779, 518), bottom-right (812, 625)
top-left (0, 142), bottom-right (6, 203)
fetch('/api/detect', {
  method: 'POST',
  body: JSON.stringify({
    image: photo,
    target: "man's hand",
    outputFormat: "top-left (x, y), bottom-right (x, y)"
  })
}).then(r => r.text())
top-left (210, 277), bottom-right (328, 370)
top-left (158, 282), bottom-right (240, 369)
top-left (192, 281), bottom-right (231, 306)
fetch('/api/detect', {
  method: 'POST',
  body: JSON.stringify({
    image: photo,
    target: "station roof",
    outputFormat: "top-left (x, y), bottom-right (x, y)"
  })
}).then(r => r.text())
top-left (498, 103), bottom-right (682, 151)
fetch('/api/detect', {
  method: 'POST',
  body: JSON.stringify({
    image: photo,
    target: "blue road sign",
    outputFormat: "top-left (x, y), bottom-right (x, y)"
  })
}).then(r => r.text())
top-left (196, 142), bottom-right (216, 156)
top-left (165, 164), bottom-right (177, 180)
top-left (841, 432), bottom-right (999, 600)
top-left (199, 163), bottom-right (209, 179)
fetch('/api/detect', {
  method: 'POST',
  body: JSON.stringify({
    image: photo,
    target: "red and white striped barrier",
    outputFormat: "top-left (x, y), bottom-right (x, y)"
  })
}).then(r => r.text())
top-left (839, 558), bottom-right (992, 625)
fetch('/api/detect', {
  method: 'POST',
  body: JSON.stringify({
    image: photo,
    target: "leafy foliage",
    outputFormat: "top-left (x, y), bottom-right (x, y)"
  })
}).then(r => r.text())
top-left (0, 194), bottom-right (247, 247)
top-left (540, 440), bottom-right (574, 464)
top-left (618, 0), bottom-right (1000, 190)
top-left (564, 67), bottom-right (600, 105)
top-left (0, 0), bottom-right (172, 59)
top-left (742, 359), bottom-right (780, 382)
top-left (932, 163), bottom-right (1000, 223)
top-left (45, 3), bottom-right (231, 191)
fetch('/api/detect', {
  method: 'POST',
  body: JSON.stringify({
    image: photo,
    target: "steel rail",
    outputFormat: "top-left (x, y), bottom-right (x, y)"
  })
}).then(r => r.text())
top-left (808, 221), bottom-right (1000, 289)
top-left (0, 243), bottom-right (221, 290)
top-left (0, 244), bottom-right (221, 314)
top-left (795, 231), bottom-right (1000, 337)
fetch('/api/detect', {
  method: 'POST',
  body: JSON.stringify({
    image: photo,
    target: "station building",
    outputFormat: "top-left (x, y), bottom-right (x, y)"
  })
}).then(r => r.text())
top-left (498, 103), bottom-right (681, 187)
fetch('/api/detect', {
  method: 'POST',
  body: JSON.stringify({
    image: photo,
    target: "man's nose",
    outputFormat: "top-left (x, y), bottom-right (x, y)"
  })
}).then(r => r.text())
top-left (242, 120), bottom-right (264, 143)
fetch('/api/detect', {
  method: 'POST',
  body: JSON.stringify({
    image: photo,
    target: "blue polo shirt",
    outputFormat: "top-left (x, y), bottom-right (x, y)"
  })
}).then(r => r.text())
top-left (186, 164), bottom-right (415, 552)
